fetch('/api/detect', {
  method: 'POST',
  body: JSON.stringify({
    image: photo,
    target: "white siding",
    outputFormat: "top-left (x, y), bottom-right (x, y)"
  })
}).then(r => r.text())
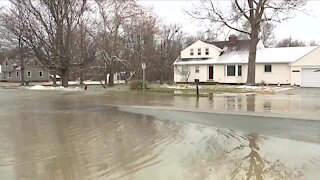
top-left (255, 64), bottom-right (291, 84)
top-left (290, 67), bottom-right (302, 86)
top-left (214, 64), bottom-right (290, 84)
top-left (174, 65), bottom-right (209, 82)
top-left (214, 64), bottom-right (247, 84)
top-left (290, 47), bottom-right (320, 86)
top-left (290, 66), bottom-right (320, 86)
top-left (175, 63), bottom-right (291, 84)
top-left (291, 47), bottom-right (320, 66)
top-left (180, 40), bottom-right (221, 59)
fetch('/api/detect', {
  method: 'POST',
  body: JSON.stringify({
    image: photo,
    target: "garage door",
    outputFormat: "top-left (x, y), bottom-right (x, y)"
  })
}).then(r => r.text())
top-left (301, 68), bottom-right (320, 87)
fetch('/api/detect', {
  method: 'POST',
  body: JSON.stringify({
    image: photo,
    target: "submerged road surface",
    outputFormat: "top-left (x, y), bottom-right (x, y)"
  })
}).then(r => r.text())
top-left (0, 88), bottom-right (320, 180)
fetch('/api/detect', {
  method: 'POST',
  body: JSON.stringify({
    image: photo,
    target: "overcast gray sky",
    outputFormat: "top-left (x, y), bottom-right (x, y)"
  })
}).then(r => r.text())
top-left (1, 0), bottom-right (319, 42)
top-left (140, 0), bottom-right (320, 42)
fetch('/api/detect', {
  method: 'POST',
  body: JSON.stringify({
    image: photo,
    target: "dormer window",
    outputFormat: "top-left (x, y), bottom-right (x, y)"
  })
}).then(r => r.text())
top-left (198, 48), bottom-right (201, 55)
top-left (190, 49), bottom-right (194, 56)
top-left (205, 48), bottom-right (209, 55)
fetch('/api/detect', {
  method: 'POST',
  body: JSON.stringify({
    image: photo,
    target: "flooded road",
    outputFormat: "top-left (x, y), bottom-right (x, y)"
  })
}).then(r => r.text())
top-left (0, 88), bottom-right (320, 179)
top-left (81, 88), bottom-right (320, 120)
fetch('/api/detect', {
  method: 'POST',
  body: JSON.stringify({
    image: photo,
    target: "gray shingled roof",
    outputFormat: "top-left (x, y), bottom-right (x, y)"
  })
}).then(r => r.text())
top-left (208, 39), bottom-right (251, 51)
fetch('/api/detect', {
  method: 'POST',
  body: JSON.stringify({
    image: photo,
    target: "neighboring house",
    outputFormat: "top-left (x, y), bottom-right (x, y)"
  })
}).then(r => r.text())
top-left (173, 36), bottom-right (320, 87)
top-left (1, 58), bottom-right (50, 82)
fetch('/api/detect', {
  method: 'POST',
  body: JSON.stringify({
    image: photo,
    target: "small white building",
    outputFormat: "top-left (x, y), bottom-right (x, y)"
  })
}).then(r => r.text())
top-left (173, 36), bottom-right (320, 87)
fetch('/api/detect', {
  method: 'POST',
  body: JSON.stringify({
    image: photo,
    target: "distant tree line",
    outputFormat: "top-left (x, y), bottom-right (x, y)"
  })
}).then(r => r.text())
top-left (0, 0), bottom-right (196, 87)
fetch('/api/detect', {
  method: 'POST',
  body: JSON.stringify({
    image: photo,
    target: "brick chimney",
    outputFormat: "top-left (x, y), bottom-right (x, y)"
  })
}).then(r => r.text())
top-left (229, 35), bottom-right (237, 44)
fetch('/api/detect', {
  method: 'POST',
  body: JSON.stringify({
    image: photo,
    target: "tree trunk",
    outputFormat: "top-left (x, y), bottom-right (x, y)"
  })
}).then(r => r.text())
top-left (52, 74), bottom-right (57, 86)
top-left (61, 68), bottom-right (69, 87)
top-left (20, 67), bottom-right (25, 86)
top-left (80, 69), bottom-right (85, 85)
top-left (19, 38), bottom-right (25, 86)
top-left (104, 71), bottom-right (108, 85)
top-left (108, 72), bottom-right (114, 86)
top-left (246, 28), bottom-right (259, 86)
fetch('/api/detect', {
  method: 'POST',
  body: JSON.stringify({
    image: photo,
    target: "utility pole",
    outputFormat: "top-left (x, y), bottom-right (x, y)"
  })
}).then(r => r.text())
top-left (142, 63), bottom-right (146, 91)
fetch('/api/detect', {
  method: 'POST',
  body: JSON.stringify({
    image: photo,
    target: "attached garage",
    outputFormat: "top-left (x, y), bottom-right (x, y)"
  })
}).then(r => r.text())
top-left (290, 46), bottom-right (320, 87)
top-left (301, 68), bottom-right (320, 87)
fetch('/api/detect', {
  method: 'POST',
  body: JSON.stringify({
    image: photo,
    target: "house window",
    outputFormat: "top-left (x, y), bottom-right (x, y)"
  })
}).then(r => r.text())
top-left (8, 72), bottom-right (12, 78)
top-left (35, 61), bottom-right (38, 66)
top-left (5, 61), bottom-right (8, 66)
top-left (190, 49), bottom-right (194, 56)
top-left (205, 48), bottom-right (209, 55)
top-left (27, 71), bottom-right (31, 77)
top-left (195, 65), bottom-right (199, 73)
top-left (238, 65), bottom-right (242, 76)
top-left (182, 66), bottom-right (189, 75)
top-left (198, 48), bottom-right (201, 55)
top-left (264, 65), bottom-right (272, 72)
top-left (39, 71), bottom-right (43, 77)
top-left (226, 65), bottom-right (236, 76)
top-left (16, 72), bottom-right (19, 77)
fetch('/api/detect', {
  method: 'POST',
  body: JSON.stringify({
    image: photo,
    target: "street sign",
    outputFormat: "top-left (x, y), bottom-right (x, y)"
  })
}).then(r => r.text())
top-left (142, 63), bottom-right (146, 70)
top-left (142, 63), bottom-right (146, 91)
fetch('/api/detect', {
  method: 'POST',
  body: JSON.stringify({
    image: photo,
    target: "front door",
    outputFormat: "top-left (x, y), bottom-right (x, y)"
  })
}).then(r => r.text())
top-left (208, 65), bottom-right (214, 80)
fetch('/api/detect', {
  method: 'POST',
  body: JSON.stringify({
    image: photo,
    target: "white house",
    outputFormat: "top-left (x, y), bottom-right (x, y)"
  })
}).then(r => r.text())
top-left (173, 36), bottom-right (320, 87)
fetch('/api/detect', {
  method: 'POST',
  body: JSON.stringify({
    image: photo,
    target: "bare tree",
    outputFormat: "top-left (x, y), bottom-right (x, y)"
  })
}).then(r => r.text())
top-left (71, 20), bottom-right (97, 84)
top-left (184, 28), bottom-right (221, 48)
top-left (93, 0), bottom-right (143, 86)
top-left (276, 37), bottom-right (306, 47)
top-left (175, 65), bottom-right (191, 83)
top-left (122, 13), bottom-right (158, 81)
top-left (309, 40), bottom-right (319, 46)
top-left (8, 0), bottom-right (88, 87)
top-left (238, 22), bottom-right (276, 47)
top-left (122, 15), bottom-right (186, 83)
top-left (187, 0), bottom-right (307, 85)
top-left (1, 1), bottom-right (28, 86)
top-left (157, 24), bottom-right (184, 82)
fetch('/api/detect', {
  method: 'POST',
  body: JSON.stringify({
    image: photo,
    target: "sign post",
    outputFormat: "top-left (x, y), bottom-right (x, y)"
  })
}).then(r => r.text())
top-left (195, 79), bottom-right (199, 98)
top-left (142, 63), bottom-right (146, 91)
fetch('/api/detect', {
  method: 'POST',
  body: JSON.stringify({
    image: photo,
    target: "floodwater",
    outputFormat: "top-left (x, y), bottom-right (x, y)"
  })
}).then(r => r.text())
top-left (0, 88), bottom-right (320, 180)
top-left (83, 87), bottom-right (320, 120)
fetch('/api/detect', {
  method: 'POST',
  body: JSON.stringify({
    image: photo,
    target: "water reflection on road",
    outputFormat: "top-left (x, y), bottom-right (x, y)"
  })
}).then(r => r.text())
top-left (82, 90), bottom-right (320, 119)
top-left (0, 89), bottom-right (320, 179)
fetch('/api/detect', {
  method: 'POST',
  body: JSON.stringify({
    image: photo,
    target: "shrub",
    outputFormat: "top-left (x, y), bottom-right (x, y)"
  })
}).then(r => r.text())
top-left (260, 80), bottom-right (266, 86)
top-left (129, 80), bottom-right (143, 89)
